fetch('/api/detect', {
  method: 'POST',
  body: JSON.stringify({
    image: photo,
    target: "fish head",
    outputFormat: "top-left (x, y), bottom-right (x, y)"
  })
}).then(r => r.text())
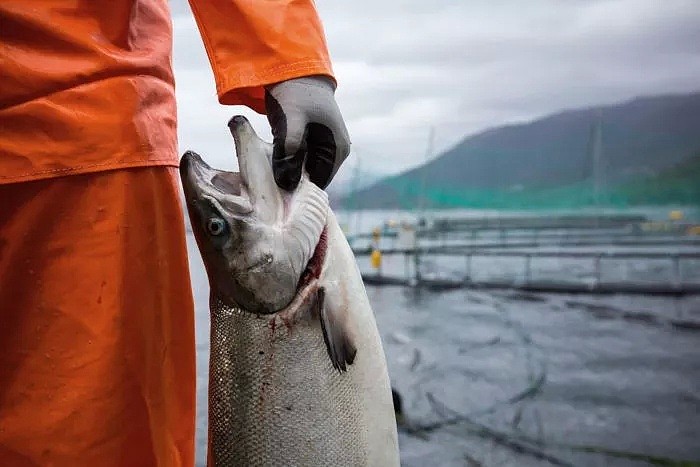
top-left (180, 116), bottom-right (328, 314)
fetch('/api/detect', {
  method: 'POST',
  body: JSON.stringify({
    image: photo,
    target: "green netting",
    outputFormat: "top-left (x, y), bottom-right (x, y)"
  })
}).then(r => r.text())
top-left (346, 155), bottom-right (700, 210)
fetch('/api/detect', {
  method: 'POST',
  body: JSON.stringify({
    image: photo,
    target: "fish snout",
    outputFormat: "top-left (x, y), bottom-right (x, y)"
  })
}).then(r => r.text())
top-left (180, 150), bottom-right (212, 179)
top-left (227, 115), bottom-right (281, 222)
top-left (179, 149), bottom-right (196, 175)
top-left (227, 115), bottom-right (250, 131)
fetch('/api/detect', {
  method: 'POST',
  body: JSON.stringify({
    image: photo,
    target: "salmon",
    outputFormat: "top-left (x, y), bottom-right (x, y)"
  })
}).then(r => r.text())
top-left (180, 116), bottom-right (399, 466)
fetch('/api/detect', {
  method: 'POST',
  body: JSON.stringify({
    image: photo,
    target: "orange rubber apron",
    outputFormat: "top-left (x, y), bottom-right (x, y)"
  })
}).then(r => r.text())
top-left (0, 168), bottom-right (196, 466)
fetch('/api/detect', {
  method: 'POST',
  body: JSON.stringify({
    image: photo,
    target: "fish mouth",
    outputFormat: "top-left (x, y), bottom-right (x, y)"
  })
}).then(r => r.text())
top-left (180, 150), bottom-right (243, 195)
top-left (180, 115), bottom-right (263, 211)
top-left (180, 116), bottom-right (258, 197)
top-left (180, 150), bottom-right (252, 215)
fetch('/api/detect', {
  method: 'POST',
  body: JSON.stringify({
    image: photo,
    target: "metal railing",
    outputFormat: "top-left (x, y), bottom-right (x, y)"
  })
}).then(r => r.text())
top-left (352, 230), bottom-right (700, 295)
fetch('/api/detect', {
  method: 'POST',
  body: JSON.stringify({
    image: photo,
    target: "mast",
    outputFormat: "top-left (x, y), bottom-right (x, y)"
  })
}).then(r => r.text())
top-left (591, 109), bottom-right (604, 209)
top-left (418, 126), bottom-right (435, 223)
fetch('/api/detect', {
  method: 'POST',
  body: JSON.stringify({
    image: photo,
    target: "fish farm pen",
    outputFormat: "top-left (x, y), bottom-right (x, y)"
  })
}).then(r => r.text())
top-left (348, 213), bottom-right (700, 295)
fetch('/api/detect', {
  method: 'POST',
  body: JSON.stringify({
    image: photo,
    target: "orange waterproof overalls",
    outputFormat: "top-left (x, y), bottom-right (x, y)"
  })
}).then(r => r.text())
top-left (0, 1), bottom-right (334, 465)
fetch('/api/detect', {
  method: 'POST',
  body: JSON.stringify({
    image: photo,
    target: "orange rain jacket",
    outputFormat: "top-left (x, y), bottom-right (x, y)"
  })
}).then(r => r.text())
top-left (0, 1), bottom-right (334, 466)
top-left (0, 0), bottom-right (334, 184)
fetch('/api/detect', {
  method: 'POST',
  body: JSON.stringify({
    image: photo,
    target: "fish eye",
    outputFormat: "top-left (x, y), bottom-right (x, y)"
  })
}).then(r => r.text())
top-left (206, 217), bottom-right (226, 236)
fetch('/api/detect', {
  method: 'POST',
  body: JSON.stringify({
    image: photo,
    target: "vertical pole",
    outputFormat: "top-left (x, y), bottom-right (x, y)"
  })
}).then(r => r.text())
top-left (413, 225), bottom-right (420, 286)
top-left (466, 253), bottom-right (472, 283)
top-left (414, 247), bottom-right (421, 284)
top-left (672, 254), bottom-right (681, 290)
top-left (418, 127), bottom-right (435, 230)
top-left (594, 254), bottom-right (602, 291)
top-left (524, 254), bottom-right (532, 285)
top-left (404, 252), bottom-right (409, 280)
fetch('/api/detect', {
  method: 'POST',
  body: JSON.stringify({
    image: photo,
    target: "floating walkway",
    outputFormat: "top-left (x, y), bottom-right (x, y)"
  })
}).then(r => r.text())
top-left (360, 274), bottom-right (700, 295)
top-left (352, 213), bottom-right (700, 296)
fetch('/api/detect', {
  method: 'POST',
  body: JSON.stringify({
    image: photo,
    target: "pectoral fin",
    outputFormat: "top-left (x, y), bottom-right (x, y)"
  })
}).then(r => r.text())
top-left (316, 287), bottom-right (356, 372)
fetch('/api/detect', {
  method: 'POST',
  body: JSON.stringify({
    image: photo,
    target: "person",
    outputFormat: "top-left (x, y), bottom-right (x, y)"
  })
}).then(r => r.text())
top-left (0, 1), bottom-right (350, 466)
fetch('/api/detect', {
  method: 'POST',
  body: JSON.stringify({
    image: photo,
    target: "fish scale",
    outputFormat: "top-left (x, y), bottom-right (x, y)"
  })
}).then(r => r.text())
top-left (209, 302), bottom-right (367, 466)
top-left (208, 300), bottom-right (366, 466)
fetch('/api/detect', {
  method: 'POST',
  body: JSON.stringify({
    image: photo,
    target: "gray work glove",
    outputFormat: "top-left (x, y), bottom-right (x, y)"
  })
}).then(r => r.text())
top-left (265, 76), bottom-right (351, 191)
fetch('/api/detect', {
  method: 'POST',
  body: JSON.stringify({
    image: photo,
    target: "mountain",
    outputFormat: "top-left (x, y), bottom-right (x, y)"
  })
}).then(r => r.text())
top-left (612, 152), bottom-right (700, 206)
top-left (341, 91), bottom-right (700, 209)
top-left (326, 167), bottom-right (385, 205)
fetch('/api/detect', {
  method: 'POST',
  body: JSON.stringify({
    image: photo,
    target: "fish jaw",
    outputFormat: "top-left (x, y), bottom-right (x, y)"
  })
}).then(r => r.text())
top-left (228, 115), bottom-right (284, 225)
top-left (180, 150), bottom-right (252, 217)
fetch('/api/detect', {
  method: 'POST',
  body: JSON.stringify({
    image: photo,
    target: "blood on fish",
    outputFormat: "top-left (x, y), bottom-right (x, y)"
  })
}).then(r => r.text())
top-left (297, 227), bottom-right (328, 290)
top-left (257, 226), bottom-right (328, 404)
top-left (281, 315), bottom-right (294, 334)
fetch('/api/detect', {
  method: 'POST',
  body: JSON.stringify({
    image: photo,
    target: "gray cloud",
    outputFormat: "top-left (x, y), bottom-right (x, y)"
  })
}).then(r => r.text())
top-left (171, 0), bottom-right (700, 183)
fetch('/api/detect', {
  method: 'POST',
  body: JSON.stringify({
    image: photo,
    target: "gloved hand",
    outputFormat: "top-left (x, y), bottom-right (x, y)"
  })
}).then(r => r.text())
top-left (265, 76), bottom-right (350, 191)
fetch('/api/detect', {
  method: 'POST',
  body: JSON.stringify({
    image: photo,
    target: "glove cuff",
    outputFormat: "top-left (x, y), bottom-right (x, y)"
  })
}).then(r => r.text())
top-left (265, 75), bottom-right (336, 94)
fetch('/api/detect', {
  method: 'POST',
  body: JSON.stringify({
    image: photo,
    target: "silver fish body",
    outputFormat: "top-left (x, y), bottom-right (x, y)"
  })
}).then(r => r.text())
top-left (180, 116), bottom-right (399, 467)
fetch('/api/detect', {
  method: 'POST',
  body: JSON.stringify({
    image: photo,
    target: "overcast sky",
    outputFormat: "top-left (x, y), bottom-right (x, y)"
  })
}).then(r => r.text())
top-left (171, 0), bottom-right (700, 186)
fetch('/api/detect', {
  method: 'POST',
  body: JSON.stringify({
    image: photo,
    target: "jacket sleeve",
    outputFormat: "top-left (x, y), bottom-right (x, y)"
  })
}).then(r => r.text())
top-left (187, 0), bottom-right (335, 114)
